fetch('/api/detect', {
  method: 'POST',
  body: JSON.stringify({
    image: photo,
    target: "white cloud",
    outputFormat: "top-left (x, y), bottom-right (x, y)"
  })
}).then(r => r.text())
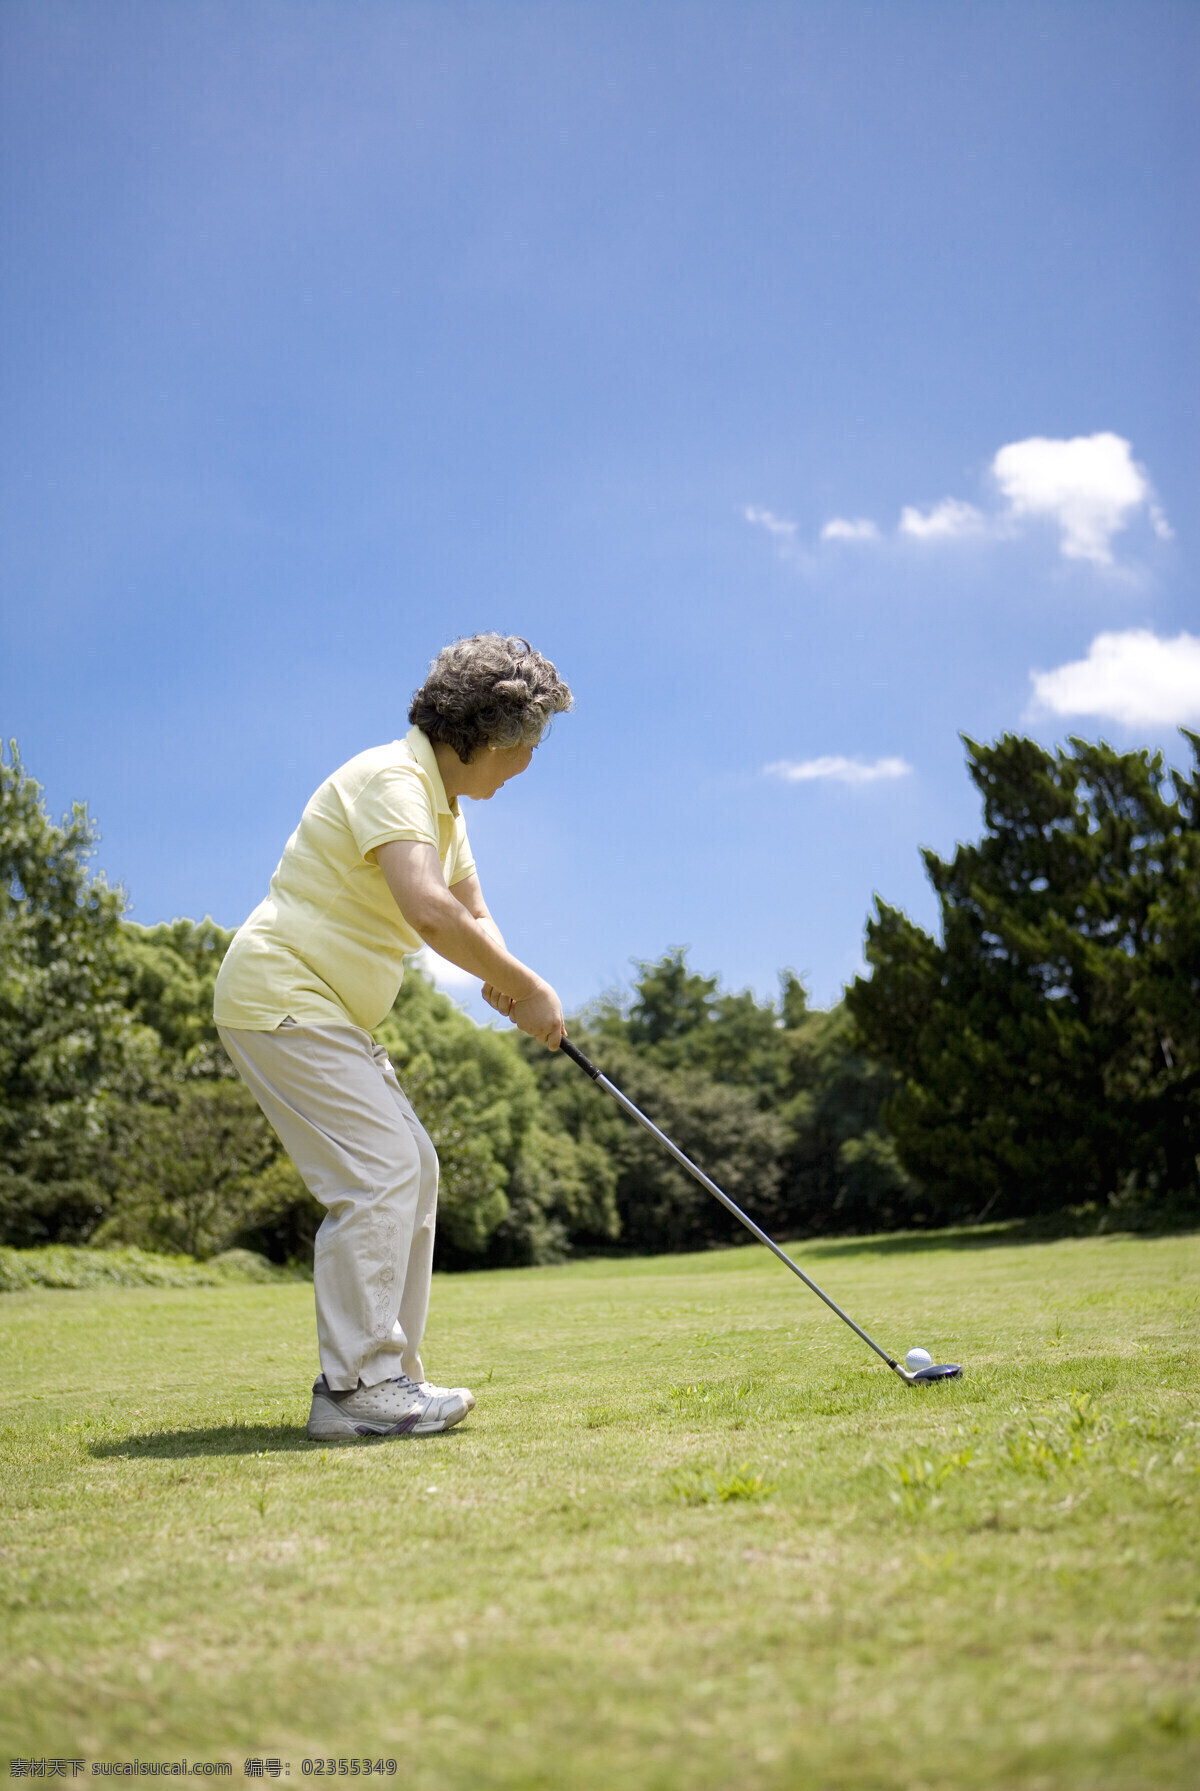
top-left (992, 432), bottom-right (1164, 565)
top-left (765, 755), bottom-right (913, 785)
top-left (820, 516), bottom-right (880, 542)
top-left (898, 498), bottom-right (986, 540)
top-left (1150, 503), bottom-right (1174, 542)
top-left (748, 434), bottom-right (1169, 571)
top-left (408, 945), bottom-right (478, 993)
top-left (743, 504), bottom-right (797, 539)
top-left (1029, 629), bottom-right (1200, 727)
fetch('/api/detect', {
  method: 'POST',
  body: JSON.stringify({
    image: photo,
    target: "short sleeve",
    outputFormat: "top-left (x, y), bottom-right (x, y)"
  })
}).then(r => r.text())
top-left (347, 765), bottom-right (438, 859)
top-left (447, 810), bottom-right (476, 885)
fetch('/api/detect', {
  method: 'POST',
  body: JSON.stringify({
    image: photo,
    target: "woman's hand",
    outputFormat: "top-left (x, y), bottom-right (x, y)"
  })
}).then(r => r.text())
top-left (482, 980), bottom-right (566, 1050)
top-left (508, 980), bottom-right (566, 1049)
top-left (482, 979), bottom-right (564, 1048)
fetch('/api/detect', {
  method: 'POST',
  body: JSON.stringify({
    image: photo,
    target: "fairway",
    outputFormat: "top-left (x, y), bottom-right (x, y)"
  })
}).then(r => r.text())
top-left (3, 1229), bottom-right (1198, 1789)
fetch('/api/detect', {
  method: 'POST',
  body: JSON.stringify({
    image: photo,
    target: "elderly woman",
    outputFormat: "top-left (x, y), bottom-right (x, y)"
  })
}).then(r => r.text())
top-left (214, 634), bottom-right (572, 1440)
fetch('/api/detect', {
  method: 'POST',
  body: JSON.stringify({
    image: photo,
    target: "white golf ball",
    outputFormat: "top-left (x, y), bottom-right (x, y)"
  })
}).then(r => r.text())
top-left (906, 1348), bottom-right (933, 1372)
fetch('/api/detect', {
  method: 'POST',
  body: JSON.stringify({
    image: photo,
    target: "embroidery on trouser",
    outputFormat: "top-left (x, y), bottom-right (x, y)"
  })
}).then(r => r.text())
top-left (369, 1207), bottom-right (403, 1339)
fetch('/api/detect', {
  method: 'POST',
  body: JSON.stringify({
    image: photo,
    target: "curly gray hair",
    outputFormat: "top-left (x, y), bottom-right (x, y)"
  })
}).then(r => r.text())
top-left (408, 634), bottom-right (573, 764)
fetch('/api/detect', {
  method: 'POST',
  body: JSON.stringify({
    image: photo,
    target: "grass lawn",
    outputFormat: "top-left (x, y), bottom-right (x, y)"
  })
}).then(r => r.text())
top-left (2, 1227), bottom-right (1198, 1789)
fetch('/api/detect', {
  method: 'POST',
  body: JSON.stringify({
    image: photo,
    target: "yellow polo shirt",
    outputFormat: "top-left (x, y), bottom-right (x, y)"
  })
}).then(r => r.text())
top-left (213, 727), bottom-right (475, 1033)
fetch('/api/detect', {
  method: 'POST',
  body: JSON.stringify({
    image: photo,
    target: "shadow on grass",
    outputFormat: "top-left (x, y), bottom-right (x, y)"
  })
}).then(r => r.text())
top-left (799, 1215), bottom-right (1199, 1261)
top-left (93, 1424), bottom-right (319, 1458)
top-left (92, 1422), bottom-right (472, 1458)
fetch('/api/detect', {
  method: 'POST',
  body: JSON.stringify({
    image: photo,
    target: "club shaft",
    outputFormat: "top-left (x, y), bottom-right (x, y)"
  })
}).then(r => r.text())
top-left (592, 1070), bottom-right (899, 1372)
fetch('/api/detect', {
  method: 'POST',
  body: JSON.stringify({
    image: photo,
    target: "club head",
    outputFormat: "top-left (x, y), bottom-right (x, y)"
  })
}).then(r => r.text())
top-left (910, 1363), bottom-right (963, 1382)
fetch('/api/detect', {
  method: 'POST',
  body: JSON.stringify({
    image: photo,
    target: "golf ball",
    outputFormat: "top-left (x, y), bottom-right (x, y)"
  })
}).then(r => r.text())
top-left (906, 1348), bottom-right (933, 1372)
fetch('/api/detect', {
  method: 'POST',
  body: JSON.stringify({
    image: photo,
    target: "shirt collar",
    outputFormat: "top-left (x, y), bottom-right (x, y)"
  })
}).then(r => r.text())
top-left (405, 726), bottom-right (458, 817)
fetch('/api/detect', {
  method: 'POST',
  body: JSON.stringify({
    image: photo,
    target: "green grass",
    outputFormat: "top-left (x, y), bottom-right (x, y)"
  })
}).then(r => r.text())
top-left (2, 1229), bottom-right (1198, 1789)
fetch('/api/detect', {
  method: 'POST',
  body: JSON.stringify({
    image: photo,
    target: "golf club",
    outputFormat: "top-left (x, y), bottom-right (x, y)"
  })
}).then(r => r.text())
top-left (558, 1037), bottom-right (962, 1386)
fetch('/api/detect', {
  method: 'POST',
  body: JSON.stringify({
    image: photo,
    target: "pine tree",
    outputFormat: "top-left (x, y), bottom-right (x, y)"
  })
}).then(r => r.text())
top-left (847, 733), bottom-right (1200, 1222)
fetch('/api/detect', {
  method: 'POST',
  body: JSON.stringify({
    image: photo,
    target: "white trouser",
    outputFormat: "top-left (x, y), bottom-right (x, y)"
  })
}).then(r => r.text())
top-left (217, 1020), bottom-right (438, 1392)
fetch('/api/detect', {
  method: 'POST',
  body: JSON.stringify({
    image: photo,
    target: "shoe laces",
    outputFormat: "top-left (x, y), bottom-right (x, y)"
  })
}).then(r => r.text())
top-left (387, 1373), bottom-right (423, 1399)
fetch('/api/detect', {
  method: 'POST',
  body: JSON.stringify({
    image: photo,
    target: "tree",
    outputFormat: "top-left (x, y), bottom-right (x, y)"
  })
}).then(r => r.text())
top-left (95, 1080), bottom-right (278, 1259)
top-left (533, 1033), bottom-right (788, 1255)
top-left (597, 948), bottom-right (790, 1100)
top-left (563, 952), bottom-right (915, 1243)
top-left (110, 915), bottom-right (326, 1261)
top-left (0, 744), bottom-right (155, 1243)
top-left (777, 1000), bottom-right (921, 1234)
top-left (377, 968), bottom-right (619, 1265)
top-left (625, 948), bottom-right (719, 1049)
top-left (846, 733), bottom-right (1200, 1223)
top-left (115, 917), bottom-right (236, 1073)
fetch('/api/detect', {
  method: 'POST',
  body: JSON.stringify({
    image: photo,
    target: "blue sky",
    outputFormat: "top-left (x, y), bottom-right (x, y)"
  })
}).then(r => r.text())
top-left (2, 1), bottom-right (1196, 1020)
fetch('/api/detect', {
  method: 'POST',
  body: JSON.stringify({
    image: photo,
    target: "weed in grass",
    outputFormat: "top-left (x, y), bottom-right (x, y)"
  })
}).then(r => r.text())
top-left (1145, 1698), bottom-right (1200, 1739)
top-left (1125, 1407), bottom-right (1189, 1445)
top-left (882, 1448), bottom-right (974, 1517)
top-left (665, 1378), bottom-right (758, 1424)
top-left (666, 1461), bottom-right (777, 1505)
top-left (1003, 1390), bottom-right (1107, 1478)
top-left (668, 1379), bottom-right (714, 1410)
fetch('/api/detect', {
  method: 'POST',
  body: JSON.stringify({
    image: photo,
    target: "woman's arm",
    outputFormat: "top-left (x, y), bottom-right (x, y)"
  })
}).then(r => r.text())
top-left (448, 869), bottom-right (506, 946)
top-left (449, 872), bottom-right (516, 1016)
top-left (374, 841), bottom-right (564, 1048)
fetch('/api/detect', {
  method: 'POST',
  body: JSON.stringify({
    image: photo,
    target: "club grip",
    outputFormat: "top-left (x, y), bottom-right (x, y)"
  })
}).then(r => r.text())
top-left (558, 1036), bottom-right (602, 1080)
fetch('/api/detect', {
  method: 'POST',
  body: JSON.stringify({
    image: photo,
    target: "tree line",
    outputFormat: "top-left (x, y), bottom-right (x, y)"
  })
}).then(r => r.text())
top-left (2, 732), bottom-right (1196, 1269)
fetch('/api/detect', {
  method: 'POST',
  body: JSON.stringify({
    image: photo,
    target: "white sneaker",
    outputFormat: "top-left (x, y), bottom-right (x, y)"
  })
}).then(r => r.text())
top-left (419, 1379), bottom-right (475, 1412)
top-left (307, 1374), bottom-right (470, 1440)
